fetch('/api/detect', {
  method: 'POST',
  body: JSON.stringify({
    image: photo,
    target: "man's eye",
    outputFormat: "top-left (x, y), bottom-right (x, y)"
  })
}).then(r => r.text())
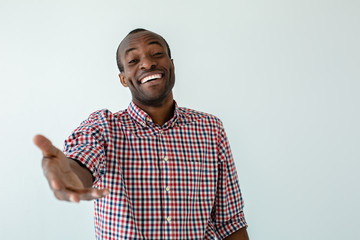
top-left (128, 59), bottom-right (137, 64)
top-left (154, 52), bottom-right (163, 56)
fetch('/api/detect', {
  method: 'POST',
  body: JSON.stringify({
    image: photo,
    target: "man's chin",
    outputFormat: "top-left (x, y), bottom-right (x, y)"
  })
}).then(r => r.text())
top-left (135, 92), bottom-right (173, 107)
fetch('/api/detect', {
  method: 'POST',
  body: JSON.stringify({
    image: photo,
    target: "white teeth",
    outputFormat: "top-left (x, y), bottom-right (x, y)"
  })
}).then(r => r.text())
top-left (141, 74), bottom-right (162, 84)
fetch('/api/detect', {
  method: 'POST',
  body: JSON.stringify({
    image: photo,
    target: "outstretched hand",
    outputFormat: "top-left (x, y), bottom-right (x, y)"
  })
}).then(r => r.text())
top-left (34, 134), bottom-right (109, 203)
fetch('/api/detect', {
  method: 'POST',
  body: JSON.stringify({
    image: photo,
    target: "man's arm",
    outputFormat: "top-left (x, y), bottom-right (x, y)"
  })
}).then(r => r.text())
top-left (34, 134), bottom-right (109, 202)
top-left (224, 227), bottom-right (249, 240)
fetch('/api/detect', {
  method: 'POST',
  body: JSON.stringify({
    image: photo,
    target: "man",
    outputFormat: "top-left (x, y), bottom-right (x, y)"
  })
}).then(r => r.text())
top-left (34, 29), bottom-right (249, 239)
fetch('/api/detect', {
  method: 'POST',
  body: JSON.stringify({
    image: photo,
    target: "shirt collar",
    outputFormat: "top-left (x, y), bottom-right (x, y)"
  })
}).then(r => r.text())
top-left (127, 101), bottom-right (180, 129)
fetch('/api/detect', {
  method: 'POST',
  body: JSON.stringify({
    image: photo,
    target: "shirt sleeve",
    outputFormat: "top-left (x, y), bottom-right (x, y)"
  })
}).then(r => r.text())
top-left (63, 110), bottom-right (109, 182)
top-left (210, 122), bottom-right (247, 239)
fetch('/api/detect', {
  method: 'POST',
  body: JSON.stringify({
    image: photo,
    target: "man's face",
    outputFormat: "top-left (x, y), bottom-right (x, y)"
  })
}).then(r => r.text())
top-left (118, 31), bottom-right (175, 107)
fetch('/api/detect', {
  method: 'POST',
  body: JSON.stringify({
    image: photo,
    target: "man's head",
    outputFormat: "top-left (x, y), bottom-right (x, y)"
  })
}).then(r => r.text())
top-left (116, 28), bottom-right (171, 72)
top-left (116, 29), bottom-right (175, 107)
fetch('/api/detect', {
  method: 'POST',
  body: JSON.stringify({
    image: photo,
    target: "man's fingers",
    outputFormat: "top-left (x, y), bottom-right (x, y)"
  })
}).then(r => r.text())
top-left (33, 134), bottom-right (59, 157)
top-left (53, 188), bottom-right (110, 203)
top-left (74, 188), bottom-right (110, 201)
top-left (88, 189), bottom-right (110, 200)
top-left (44, 170), bottom-right (63, 191)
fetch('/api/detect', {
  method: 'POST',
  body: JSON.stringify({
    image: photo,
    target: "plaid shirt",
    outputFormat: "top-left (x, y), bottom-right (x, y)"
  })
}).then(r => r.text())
top-left (64, 101), bottom-right (247, 239)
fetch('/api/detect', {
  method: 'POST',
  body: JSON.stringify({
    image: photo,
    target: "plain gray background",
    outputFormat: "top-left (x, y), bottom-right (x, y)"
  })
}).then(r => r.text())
top-left (1, 0), bottom-right (359, 239)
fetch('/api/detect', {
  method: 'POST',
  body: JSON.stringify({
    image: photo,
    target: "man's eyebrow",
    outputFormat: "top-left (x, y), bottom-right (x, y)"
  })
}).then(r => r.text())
top-left (148, 41), bottom-right (164, 48)
top-left (125, 47), bottom-right (136, 57)
top-left (124, 41), bottom-right (164, 57)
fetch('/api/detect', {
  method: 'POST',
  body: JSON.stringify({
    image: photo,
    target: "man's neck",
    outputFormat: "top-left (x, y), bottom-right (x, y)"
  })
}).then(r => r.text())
top-left (133, 93), bottom-right (175, 126)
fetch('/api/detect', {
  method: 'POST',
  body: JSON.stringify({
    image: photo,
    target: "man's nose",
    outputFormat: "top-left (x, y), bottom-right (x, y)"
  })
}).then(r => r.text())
top-left (140, 57), bottom-right (156, 70)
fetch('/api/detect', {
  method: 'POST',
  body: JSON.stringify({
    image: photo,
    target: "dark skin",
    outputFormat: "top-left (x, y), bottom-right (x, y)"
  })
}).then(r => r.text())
top-left (225, 227), bottom-right (250, 240)
top-left (118, 31), bottom-right (176, 126)
top-left (33, 134), bottom-right (109, 202)
top-left (34, 30), bottom-right (248, 239)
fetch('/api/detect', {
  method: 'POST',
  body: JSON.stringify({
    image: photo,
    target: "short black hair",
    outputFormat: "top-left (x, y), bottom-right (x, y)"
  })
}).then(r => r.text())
top-left (116, 28), bottom-right (172, 72)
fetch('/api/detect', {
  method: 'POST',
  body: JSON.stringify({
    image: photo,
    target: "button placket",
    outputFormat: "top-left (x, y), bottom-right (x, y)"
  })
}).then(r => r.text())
top-left (164, 164), bottom-right (172, 229)
top-left (158, 128), bottom-right (171, 231)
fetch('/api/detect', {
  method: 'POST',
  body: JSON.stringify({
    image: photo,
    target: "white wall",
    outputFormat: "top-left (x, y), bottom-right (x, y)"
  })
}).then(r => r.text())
top-left (0, 0), bottom-right (359, 239)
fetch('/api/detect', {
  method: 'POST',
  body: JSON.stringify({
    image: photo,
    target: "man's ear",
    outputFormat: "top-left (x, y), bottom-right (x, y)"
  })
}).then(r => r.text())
top-left (171, 59), bottom-right (175, 72)
top-left (119, 73), bottom-right (128, 87)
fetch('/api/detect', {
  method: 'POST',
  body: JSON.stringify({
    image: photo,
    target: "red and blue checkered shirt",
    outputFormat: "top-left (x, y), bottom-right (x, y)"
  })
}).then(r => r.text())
top-left (64, 101), bottom-right (247, 239)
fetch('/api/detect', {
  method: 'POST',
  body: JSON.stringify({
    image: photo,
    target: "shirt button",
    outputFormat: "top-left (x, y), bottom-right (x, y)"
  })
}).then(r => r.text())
top-left (166, 216), bottom-right (172, 222)
top-left (163, 156), bottom-right (169, 162)
top-left (165, 186), bottom-right (170, 192)
top-left (160, 130), bottom-right (163, 135)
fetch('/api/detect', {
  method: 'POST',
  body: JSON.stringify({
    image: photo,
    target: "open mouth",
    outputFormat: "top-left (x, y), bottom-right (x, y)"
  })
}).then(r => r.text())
top-left (140, 73), bottom-right (163, 84)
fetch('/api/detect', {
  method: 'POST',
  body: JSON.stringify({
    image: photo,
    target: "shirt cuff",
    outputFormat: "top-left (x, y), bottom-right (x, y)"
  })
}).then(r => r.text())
top-left (216, 211), bottom-right (248, 240)
top-left (64, 149), bottom-right (100, 180)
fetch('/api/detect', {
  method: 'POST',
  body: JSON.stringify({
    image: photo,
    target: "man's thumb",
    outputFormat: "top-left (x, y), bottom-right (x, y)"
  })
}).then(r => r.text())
top-left (33, 134), bottom-right (59, 157)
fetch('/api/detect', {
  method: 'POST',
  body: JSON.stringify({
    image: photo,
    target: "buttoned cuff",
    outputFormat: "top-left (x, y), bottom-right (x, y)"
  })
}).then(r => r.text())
top-left (64, 145), bottom-right (104, 181)
top-left (216, 211), bottom-right (247, 240)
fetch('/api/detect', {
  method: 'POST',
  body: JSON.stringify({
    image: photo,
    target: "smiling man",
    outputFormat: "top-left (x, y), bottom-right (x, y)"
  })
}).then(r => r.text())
top-left (34, 29), bottom-right (249, 240)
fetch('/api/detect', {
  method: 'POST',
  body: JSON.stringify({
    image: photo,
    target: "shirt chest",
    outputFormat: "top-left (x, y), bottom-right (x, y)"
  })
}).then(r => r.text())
top-left (102, 122), bottom-right (219, 201)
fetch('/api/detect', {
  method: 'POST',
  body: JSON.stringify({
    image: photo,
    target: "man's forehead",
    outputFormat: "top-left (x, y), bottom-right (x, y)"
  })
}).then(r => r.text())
top-left (119, 31), bottom-right (167, 55)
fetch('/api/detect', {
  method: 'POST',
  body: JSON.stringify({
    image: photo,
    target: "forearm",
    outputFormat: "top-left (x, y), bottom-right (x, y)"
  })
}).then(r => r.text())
top-left (68, 158), bottom-right (94, 188)
top-left (224, 227), bottom-right (249, 240)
